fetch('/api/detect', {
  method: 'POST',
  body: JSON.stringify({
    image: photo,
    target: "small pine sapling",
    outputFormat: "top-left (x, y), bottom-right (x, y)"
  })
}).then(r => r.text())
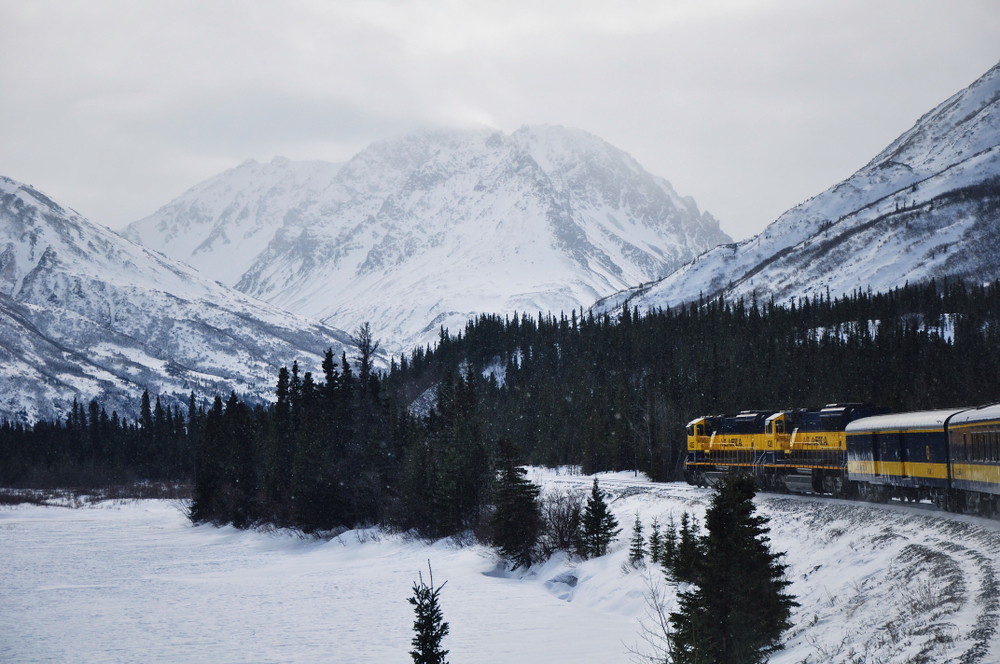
top-left (647, 517), bottom-right (662, 564)
top-left (581, 478), bottom-right (621, 558)
top-left (408, 561), bottom-right (450, 664)
top-left (662, 514), bottom-right (677, 569)
top-left (628, 513), bottom-right (646, 568)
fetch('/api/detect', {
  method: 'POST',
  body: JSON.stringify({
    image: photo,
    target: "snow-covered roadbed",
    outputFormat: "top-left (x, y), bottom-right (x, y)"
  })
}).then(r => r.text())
top-left (2, 470), bottom-right (999, 663)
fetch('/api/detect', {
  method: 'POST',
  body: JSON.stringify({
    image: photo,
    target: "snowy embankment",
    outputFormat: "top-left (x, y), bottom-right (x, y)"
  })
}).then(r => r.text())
top-left (2, 470), bottom-right (999, 663)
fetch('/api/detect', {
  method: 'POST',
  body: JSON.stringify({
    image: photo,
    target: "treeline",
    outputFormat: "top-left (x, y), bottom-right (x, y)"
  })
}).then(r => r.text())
top-left (188, 327), bottom-right (496, 535)
top-left (0, 390), bottom-right (194, 488)
top-left (4, 279), bottom-right (1000, 533)
top-left (385, 278), bottom-right (1000, 480)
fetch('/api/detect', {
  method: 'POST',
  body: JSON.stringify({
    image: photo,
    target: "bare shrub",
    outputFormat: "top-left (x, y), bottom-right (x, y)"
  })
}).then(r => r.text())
top-left (537, 487), bottom-right (585, 558)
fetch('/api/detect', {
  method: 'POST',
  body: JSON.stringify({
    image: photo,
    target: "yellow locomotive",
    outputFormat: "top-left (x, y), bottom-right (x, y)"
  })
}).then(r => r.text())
top-left (685, 404), bottom-right (886, 496)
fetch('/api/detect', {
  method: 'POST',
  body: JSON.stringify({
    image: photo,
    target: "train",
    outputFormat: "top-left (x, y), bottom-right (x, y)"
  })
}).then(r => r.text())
top-left (684, 403), bottom-right (1000, 516)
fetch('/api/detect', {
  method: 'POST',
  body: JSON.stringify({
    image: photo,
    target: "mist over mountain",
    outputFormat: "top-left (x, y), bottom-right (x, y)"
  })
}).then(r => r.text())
top-left (126, 125), bottom-right (730, 353)
top-left (0, 176), bottom-right (353, 423)
top-left (601, 61), bottom-right (1000, 313)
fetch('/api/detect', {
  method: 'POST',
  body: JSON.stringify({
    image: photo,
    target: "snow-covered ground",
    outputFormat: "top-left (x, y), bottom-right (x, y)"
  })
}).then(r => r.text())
top-left (3, 470), bottom-right (999, 663)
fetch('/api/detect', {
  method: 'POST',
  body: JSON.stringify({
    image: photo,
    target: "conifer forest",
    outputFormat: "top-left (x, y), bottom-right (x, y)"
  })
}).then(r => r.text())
top-left (4, 279), bottom-right (1000, 536)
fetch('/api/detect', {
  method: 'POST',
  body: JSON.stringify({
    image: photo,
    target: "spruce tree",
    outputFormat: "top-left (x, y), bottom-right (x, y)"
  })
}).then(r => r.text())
top-left (580, 478), bottom-right (620, 558)
top-left (648, 517), bottom-right (662, 565)
top-left (628, 513), bottom-right (646, 568)
top-left (662, 515), bottom-right (678, 570)
top-left (668, 474), bottom-right (797, 664)
top-left (670, 512), bottom-right (700, 584)
top-left (491, 440), bottom-right (542, 569)
top-left (408, 562), bottom-right (449, 664)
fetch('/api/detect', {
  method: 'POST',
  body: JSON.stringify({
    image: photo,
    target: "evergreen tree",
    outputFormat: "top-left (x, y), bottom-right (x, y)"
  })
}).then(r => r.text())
top-left (648, 517), bottom-right (662, 565)
top-left (490, 440), bottom-right (542, 569)
top-left (669, 474), bottom-right (797, 664)
top-left (628, 513), bottom-right (646, 568)
top-left (580, 478), bottom-right (620, 558)
top-left (670, 512), bottom-right (700, 584)
top-left (190, 395), bottom-right (224, 523)
top-left (662, 515), bottom-right (678, 570)
top-left (408, 562), bottom-right (449, 664)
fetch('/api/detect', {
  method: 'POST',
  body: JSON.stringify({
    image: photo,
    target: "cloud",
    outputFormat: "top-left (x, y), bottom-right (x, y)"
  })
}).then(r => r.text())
top-left (1, 0), bottom-right (998, 236)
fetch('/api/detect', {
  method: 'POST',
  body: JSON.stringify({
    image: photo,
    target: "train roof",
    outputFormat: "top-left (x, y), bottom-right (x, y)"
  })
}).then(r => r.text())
top-left (845, 408), bottom-right (967, 433)
top-left (949, 403), bottom-right (1000, 426)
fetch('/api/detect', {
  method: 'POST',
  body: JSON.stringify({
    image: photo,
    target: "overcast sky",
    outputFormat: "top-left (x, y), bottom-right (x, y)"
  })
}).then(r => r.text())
top-left (2, 1), bottom-right (999, 241)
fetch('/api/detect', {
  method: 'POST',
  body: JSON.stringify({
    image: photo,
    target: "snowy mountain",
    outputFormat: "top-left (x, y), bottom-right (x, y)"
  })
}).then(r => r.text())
top-left (126, 125), bottom-right (730, 353)
top-left (0, 176), bottom-right (354, 423)
top-left (603, 60), bottom-right (1000, 313)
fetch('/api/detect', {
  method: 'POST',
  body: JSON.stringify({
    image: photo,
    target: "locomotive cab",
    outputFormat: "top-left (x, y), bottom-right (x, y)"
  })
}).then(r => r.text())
top-left (684, 415), bottom-right (719, 485)
top-left (686, 416), bottom-right (719, 458)
top-left (764, 412), bottom-right (792, 456)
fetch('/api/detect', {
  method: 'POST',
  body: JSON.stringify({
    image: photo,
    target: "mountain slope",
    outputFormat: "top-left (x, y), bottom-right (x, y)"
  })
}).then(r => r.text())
top-left (123, 158), bottom-right (345, 286)
top-left (0, 176), bottom-right (353, 423)
top-left (608, 60), bottom-right (1000, 313)
top-left (126, 125), bottom-right (730, 353)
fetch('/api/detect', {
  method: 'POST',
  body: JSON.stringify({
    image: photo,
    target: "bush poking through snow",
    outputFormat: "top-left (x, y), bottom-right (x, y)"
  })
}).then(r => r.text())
top-left (537, 487), bottom-right (586, 559)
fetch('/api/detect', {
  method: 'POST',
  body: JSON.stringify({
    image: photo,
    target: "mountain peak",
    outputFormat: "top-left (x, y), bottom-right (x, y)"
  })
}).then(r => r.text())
top-left (126, 126), bottom-right (731, 354)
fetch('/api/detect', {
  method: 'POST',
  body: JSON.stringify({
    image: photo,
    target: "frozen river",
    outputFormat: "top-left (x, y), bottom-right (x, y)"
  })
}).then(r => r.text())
top-left (3, 471), bottom-right (1000, 663)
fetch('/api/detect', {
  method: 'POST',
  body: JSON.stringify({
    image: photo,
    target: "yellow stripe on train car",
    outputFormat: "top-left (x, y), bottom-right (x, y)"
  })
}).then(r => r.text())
top-left (848, 461), bottom-right (948, 479)
top-left (900, 462), bottom-right (949, 480)
top-left (848, 460), bottom-right (877, 476)
top-left (951, 463), bottom-right (1000, 485)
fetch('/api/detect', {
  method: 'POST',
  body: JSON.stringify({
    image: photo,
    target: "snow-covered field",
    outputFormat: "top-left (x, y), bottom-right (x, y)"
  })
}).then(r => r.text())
top-left (3, 470), bottom-right (999, 663)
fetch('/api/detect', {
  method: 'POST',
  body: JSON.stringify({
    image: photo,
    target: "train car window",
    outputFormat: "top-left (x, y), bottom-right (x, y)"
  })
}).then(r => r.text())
top-left (776, 421), bottom-right (785, 434)
top-left (765, 423), bottom-right (772, 434)
top-left (963, 433), bottom-right (968, 461)
top-left (696, 424), bottom-right (704, 436)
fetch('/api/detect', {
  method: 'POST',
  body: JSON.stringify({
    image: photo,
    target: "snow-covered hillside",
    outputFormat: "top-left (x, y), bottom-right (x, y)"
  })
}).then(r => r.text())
top-left (2, 471), bottom-right (998, 663)
top-left (123, 158), bottom-right (345, 286)
top-left (126, 126), bottom-right (730, 354)
top-left (0, 176), bottom-right (354, 423)
top-left (604, 60), bottom-right (1000, 314)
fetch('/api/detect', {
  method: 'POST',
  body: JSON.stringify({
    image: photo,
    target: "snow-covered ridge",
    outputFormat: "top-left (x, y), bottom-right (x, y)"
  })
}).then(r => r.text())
top-left (606, 60), bottom-right (1000, 314)
top-left (0, 175), bottom-right (354, 423)
top-left (126, 125), bottom-right (731, 354)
